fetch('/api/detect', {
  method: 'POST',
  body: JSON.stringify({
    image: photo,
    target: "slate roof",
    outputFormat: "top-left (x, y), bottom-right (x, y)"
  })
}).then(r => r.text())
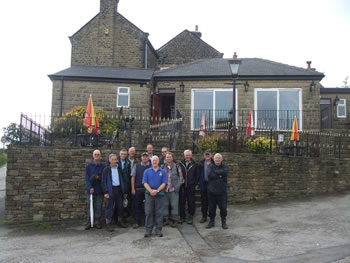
top-left (154, 58), bottom-right (325, 80)
top-left (48, 66), bottom-right (154, 83)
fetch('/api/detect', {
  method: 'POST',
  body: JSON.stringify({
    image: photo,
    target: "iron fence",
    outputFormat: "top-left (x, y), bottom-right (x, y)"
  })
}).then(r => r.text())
top-left (17, 109), bottom-right (350, 159)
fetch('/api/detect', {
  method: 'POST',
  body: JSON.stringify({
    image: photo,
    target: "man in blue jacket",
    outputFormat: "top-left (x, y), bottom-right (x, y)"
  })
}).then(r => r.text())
top-left (102, 153), bottom-right (129, 232)
top-left (85, 149), bottom-right (105, 230)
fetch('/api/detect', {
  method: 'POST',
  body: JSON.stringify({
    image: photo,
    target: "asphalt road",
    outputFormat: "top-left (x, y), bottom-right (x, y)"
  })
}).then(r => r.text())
top-left (1, 164), bottom-right (350, 263)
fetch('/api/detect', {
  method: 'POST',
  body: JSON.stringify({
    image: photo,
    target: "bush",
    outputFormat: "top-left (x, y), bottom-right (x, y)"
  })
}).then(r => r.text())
top-left (197, 133), bottom-right (227, 154)
top-left (247, 137), bottom-right (275, 154)
top-left (52, 106), bottom-right (120, 138)
top-left (0, 152), bottom-right (7, 167)
top-left (2, 123), bottom-right (20, 145)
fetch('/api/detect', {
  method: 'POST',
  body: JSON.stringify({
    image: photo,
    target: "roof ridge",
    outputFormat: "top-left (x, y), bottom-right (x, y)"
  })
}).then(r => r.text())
top-left (244, 57), bottom-right (323, 74)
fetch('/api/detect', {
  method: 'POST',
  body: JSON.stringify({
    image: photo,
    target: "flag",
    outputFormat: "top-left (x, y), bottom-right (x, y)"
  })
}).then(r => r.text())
top-left (199, 112), bottom-right (207, 137)
top-left (83, 94), bottom-right (100, 135)
top-left (246, 110), bottom-right (255, 136)
top-left (290, 116), bottom-right (299, 141)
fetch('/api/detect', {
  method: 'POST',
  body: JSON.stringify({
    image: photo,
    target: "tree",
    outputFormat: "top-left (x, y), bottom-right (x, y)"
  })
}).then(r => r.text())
top-left (3, 123), bottom-right (20, 145)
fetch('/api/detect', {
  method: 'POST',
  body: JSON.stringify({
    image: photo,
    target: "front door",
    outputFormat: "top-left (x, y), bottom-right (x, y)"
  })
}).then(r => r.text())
top-left (158, 89), bottom-right (175, 120)
top-left (320, 98), bottom-right (332, 129)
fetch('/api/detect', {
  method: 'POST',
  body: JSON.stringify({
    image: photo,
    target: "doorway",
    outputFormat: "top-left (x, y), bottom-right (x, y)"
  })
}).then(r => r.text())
top-left (320, 98), bottom-right (332, 129)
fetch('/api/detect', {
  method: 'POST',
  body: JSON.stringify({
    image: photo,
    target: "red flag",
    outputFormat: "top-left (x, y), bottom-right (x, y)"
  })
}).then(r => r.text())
top-left (290, 116), bottom-right (299, 141)
top-left (199, 112), bottom-right (207, 137)
top-left (246, 111), bottom-right (255, 136)
top-left (83, 94), bottom-right (99, 135)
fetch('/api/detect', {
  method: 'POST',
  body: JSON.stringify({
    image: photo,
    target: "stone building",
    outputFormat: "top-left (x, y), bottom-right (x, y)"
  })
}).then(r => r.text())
top-left (49, 0), bottom-right (350, 136)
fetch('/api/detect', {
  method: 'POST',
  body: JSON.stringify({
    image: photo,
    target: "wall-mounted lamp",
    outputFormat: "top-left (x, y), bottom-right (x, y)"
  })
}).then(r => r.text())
top-left (179, 81), bottom-right (185, 93)
top-left (104, 28), bottom-right (110, 35)
top-left (244, 80), bottom-right (249, 92)
top-left (334, 96), bottom-right (340, 105)
top-left (309, 80), bottom-right (316, 92)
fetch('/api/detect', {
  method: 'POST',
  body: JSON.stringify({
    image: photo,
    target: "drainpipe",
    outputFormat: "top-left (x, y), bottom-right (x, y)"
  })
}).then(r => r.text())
top-left (144, 34), bottom-right (149, 69)
top-left (60, 77), bottom-right (64, 117)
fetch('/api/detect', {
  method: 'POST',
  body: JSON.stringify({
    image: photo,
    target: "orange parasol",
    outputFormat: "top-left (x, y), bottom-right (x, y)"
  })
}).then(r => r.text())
top-left (83, 94), bottom-right (99, 135)
top-left (290, 116), bottom-right (299, 141)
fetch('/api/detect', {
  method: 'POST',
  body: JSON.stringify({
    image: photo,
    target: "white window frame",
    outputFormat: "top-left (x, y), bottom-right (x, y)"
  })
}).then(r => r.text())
top-left (254, 88), bottom-right (302, 130)
top-left (337, 99), bottom-right (346, 118)
top-left (117, 87), bottom-right (130, 108)
top-left (191, 88), bottom-right (237, 130)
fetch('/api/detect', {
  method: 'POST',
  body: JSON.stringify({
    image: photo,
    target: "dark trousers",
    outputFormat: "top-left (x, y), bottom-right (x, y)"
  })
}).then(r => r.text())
top-left (105, 186), bottom-right (123, 224)
top-left (133, 188), bottom-right (145, 225)
top-left (208, 192), bottom-right (227, 220)
top-left (179, 184), bottom-right (196, 219)
top-left (86, 194), bottom-right (103, 224)
top-left (145, 193), bottom-right (164, 233)
top-left (200, 189), bottom-right (208, 218)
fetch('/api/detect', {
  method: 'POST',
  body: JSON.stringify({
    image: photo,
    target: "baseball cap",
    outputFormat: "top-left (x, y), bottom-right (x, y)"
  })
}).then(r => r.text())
top-left (141, 152), bottom-right (148, 156)
top-left (204, 150), bottom-right (211, 155)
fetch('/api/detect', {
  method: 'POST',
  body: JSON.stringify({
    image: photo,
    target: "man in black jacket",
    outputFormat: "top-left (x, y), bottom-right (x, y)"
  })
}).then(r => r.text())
top-left (178, 149), bottom-right (199, 224)
top-left (102, 153), bottom-right (129, 232)
top-left (206, 153), bottom-right (228, 229)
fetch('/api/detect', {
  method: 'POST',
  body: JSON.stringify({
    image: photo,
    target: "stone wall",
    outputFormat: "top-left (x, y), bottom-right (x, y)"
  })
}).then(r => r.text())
top-left (5, 146), bottom-right (350, 224)
top-left (157, 30), bottom-right (223, 67)
top-left (51, 80), bottom-right (151, 116)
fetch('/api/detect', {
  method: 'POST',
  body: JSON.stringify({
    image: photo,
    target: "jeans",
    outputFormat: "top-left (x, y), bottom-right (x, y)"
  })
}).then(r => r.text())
top-left (163, 191), bottom-right (179, 220)
top-left (179, 184), bottom-right (196, 219)
top-left (86, 194), bottom-right (103, 224)
top-left (105, 186), bottom-right (124, 224)
top-left (208, 192), bottom-right (227, 220)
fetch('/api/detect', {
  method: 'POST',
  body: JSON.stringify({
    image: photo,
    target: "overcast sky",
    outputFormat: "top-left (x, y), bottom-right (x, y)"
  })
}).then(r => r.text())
top-left (1, 0), bottom-right (349, 138)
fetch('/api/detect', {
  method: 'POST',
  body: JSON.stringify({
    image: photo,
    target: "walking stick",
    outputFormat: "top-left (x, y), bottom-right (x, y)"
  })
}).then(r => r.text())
top-left (90, 194), bottom-right (94, 228)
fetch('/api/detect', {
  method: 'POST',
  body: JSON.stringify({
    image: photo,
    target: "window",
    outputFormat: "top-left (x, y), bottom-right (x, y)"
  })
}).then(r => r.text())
top-left (255, 88), bottom-right (302, 130)
top-left (117, 87), bottom-right (130, 107)
top-left (191, 89), bottom-right (234, 129)
top-left (337, 99), bottom-right (346, 118)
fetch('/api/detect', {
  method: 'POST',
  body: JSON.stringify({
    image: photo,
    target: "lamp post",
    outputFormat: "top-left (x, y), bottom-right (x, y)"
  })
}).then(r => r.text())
top-left (228, 54), bottom-right (241, 128)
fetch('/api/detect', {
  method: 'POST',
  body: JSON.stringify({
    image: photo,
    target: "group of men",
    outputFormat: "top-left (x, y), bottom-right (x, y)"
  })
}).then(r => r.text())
top-left (85, 144), bottom-right (229, 237)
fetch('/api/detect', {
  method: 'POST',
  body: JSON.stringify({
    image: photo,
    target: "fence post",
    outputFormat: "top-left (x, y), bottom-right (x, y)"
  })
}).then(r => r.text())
top-left (74, 116), bottom-right (78, 146)
top-left (19, 114), bottom-right (23, 145)
top-left (270, 129), bottom-right (272, 154)
top-left (339, 134), bottom-right (341, 159)
top-left (29, 119), bottom-right (33, 145)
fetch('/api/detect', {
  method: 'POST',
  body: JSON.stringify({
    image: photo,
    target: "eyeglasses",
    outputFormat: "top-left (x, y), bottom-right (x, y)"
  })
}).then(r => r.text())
top-left (94, 154), bottom-right (100, 156)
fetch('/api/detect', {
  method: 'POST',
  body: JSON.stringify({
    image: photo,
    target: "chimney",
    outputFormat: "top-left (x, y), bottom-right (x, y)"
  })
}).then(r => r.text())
top-left (306, 61), bottom-right (316, 71)
top-left (100, 0), bottom-right (119, 16)
top-left (233, 52), bottom-right (238, 60)
top-left (191, 25), bottom-right (202, 38)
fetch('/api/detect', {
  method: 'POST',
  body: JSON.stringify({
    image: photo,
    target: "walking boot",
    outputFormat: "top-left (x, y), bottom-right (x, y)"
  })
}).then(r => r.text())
top-left (187, 215), bottom-right (193, 224)
top-left (200, 217), bottom-right (207, 223)
top-left (163, 217), bottom-right (169, 226)
top-left (206, 219), bottom-right (215, 229)
top-left (221, 218), bottom-right (228, 229)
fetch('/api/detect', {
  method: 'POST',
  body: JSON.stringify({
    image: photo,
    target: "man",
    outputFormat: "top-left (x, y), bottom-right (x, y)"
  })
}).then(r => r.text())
top-left (178, 150), bottom-right (199, 224)
top-left (159, 146), bottom-right (168, 167)
top-left (85, 149), bottom-right (105, 230)
top-left (198, 150), bottom-right (214, 223)
top-left (142, 156), bottom-right (168, 237)
top-left (117, 149), bottom-right (131, 219)
top-left (206, 153), bottom-right (228, 229)
top-left (102, 154), bottom-right (129, 232)
top-left (146, 144), bottom-right (155, 165)
top-left (131, 152), bottom-right (150, 229)
top-left (128, 146), bottom-right (137, 171)
top-left (163, 152), bottom-right (183, 227)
